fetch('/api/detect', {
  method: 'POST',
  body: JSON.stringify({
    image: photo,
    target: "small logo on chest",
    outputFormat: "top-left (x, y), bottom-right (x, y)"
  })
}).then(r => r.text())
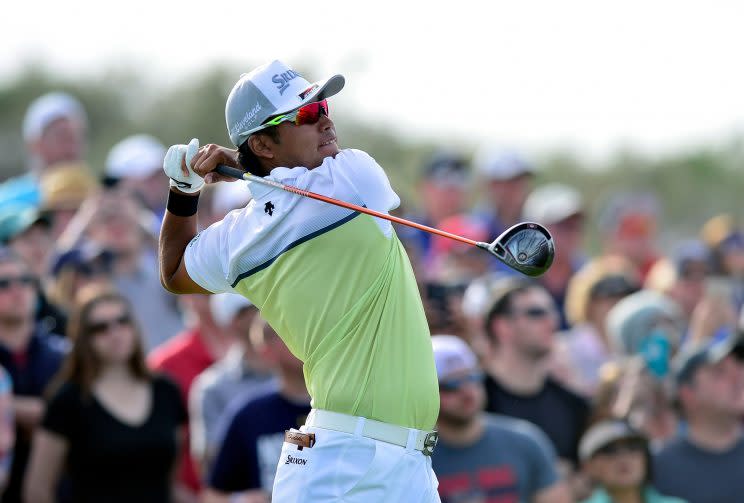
top-left (285, 455), bottom-right (307, 465)
top-left (264, 201), bottom-right (275, 216)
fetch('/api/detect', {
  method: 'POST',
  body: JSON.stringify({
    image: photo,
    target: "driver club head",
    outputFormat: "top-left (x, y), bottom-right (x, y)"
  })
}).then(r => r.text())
top-left (477, 222), bottom-right (555, 277)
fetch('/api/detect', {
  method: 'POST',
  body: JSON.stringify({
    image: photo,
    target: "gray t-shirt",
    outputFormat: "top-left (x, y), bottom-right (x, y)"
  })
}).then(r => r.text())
top-left (432, 413), bottom-right (559, 503)
top-left (653, 435), bottom-right (744, 503)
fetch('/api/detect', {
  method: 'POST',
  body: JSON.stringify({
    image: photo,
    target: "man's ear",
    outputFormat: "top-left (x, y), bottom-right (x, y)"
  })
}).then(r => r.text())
top-left (249, 134), bottom-right (276, 161)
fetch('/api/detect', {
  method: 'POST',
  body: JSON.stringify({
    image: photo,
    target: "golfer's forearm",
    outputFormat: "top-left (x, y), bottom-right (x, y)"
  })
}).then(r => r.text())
top-left (159, 190), bottom-right (200, 291)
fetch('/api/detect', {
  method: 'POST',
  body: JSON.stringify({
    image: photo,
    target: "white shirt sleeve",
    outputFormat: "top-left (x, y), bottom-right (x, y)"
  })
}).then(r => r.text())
top-left (336, 149), bottom-right (401, 213)
top-left (183, 217), bottom-right (234, 294)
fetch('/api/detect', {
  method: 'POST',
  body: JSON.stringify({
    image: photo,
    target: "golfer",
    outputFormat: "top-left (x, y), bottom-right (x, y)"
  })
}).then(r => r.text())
top-left (159, 60), bottom-right (441, 502)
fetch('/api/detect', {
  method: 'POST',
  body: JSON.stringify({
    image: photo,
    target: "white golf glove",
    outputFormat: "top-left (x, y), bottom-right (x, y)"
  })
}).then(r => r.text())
top-left (164, 138), bottom-right (203, 193)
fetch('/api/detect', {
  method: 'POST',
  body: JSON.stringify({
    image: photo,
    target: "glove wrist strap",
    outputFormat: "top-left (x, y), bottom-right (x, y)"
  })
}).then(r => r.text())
top-left (167, 189), bottom-right (200, 217)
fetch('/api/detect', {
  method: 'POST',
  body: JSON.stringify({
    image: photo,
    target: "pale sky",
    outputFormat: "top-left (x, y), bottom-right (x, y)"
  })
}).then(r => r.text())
top-left (5, 0), bottom-right (744, 161)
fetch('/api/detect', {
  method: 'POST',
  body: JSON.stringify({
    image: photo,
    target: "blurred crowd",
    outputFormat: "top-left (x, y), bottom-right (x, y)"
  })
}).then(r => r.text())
top-left (0, 91), bottom-right (742, 503)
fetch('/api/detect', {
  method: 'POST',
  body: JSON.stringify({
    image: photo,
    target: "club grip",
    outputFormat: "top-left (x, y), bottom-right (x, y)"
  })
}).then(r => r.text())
top-left (215, 164), bottom-right (248, 180)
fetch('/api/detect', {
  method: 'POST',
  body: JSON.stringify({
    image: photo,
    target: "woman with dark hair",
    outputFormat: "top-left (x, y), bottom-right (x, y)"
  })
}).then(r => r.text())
top-left (23, 287), bottom-right (189, 503)
top-left (579, 419), bottom-right (686, 503)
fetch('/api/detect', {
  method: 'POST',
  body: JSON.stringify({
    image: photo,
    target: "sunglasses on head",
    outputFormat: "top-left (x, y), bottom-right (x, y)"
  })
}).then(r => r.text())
top-left (0, 275), bottom-right (35, 291)
top-left (261, 99), bottom-right (329, 130)
top-left (596, 438), bottom-right (646, 457)
top-left (89, 314), bottom-right (131, 336)
top-left (508, 305), bottom-right (556, 320)
top-left (439, 372), bottom-right (483, 392)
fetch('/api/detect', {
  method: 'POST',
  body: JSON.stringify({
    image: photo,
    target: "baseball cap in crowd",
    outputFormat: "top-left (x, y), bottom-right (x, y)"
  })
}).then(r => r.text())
top-left (50, 243), bottom-right (114, 278)
top-left (432, 215), bottom-right (488, 256)
top-left (606, 290), bottom-right (684, 378)
top-left (209, 293), bottom-right (254, 328)
top-left (579, 419), bottom-right (646, 462)
top-left (673, 329), bottom-right (744, 385)
top-left (105, 135), bottom-right (166, 181)
top-left (23, 92), bottom-right (87, 143)
top-left (431, 335), bottom-right (478, 380)
top-left (589, 274), bottom-right (639, 300)
top-left (422, 151), bottom-right (469, 187)
top-left (473, 146), bottom-right (533, 181)
top-left (226, 60), bottom-right (345, 147)
top-left (210, 180), bottom-right (253, 217)
top-left (40, 163), bottom-right (99, 211)
top-left (0, 205), bottom-right (51, 244)
top-left (523, 183), bottom-right (583, 225)
top-left (598, 191), bottom-right (660, 239)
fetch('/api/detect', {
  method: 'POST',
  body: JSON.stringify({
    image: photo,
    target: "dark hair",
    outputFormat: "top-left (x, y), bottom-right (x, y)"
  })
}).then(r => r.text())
top-left (48, 287), bottom-right (150, 398)
top-left (237, 127), bottom-right (281, 176)
top-left (483, 277), bottom-right (538, 342)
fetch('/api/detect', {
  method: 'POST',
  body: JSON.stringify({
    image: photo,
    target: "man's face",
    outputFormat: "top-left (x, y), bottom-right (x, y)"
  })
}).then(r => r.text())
top-left (550, 213), bottom-right (584, 257)
top-left (31, 117), bottom-right (85, 168)
top-left (486, 174), bottom-right (531, 215)
top-left (9, 224), bottom-right (53, 278)
top-left (271, 110), bottom-right (338, 170)
top-left (0, 261), bottom-right (36, 324)
top-left (685, 354), bottom-right (744, 418)
top-left (438, 368), bottom-right (485, 426)
top-left (503, 288), bottom-right (558, 360)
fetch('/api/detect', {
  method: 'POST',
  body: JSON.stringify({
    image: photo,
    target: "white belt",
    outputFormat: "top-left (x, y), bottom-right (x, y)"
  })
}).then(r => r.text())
top-left (305, 409), bottom-right (439, 456)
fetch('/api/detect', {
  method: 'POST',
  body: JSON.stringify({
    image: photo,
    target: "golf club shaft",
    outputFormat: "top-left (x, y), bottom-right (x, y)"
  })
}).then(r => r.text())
top-left (215, 164), bottom-right (479, 247)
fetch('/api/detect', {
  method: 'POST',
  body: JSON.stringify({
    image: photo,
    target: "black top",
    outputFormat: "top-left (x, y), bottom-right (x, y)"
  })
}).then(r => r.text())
top-left (483, 374), bottom-right (589, 465)
top-left (0, 328), bottom-right (66, 503)
top-left (42, 374), bottom-right (187, 503)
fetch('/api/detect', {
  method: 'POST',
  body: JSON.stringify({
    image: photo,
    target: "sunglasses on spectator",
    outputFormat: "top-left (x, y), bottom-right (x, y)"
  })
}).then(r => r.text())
top-left (0, 275), bottom-right (35, 291)
top-left (439, 372), bottom-right (483, 392)
top-left (596, 438), bottom-right (646, 457)
top-left (507, 306), bottom-right (557, 320)
top-left (89, 314), bottom-right (132, 336)
top-left (261, 99), bottom-right (329, 129)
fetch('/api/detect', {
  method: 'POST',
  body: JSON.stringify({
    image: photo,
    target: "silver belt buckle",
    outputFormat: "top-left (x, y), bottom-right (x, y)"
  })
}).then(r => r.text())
top-left (422, 431), bottom-right (439, 456)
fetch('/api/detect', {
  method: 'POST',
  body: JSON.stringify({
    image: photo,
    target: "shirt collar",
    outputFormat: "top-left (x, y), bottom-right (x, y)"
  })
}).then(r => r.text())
top-left (248, 166), bottom-right (309, 200)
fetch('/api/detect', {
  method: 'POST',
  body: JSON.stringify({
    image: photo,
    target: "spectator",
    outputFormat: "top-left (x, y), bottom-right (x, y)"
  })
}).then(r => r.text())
top-left (653, 330), bottom-right (744, 503)
top-left (597, 191), bottom-right (661, 281)
top-left (22, 92), bottom-right (87, 175)
top-left (430, 335), bottom-right (571, 503)
top-left (190, 293), bottom-right (275, 473)
top-left (0, 247), bottom-right (66, 503)
top-left (645, 240), bottom-right (712, 329)
top-left (554, 257), bottom-right (639, 395)
top-left (24, 287), bottom-right (189, 503)
top-left (105, 134), bottom-right (170, 226)
top-left (523, 183), bottom-right (587, 329)
top-left (481, 276), bottom-right (589, 468)
top-left (579, 419), bottom-right (686, 503)
top-left (399, 151), bottom-right (469, 271)
top-left (0, 366), bottom-right (14, 494)
top-left (38, 163), bottom-right (99, 240)
top-left (44, 243), bottom-right (116, 335)
top-left (204, 317), bottom-right (310, 503)
top-left (0, 205), bottom-right (66, 336)
top-left (471, 146), bottom-right (533, 240)
top-left (60, 188), bottom-right (183, 350)
top-left (149, 294), bottom-right (231, 496)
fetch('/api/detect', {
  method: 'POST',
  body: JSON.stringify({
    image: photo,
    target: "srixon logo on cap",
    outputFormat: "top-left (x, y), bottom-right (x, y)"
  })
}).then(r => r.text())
top-left (273, 70), bottom-right (302, 95)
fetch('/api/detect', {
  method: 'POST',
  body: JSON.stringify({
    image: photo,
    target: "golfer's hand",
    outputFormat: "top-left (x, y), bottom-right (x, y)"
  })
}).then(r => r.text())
top-left (191, 143), bottom-right (241, 184)
top-left (164, 138), bottom-right (204, 193)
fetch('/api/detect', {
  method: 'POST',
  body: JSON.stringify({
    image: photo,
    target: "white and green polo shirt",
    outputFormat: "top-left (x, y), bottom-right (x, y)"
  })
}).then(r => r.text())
top-left (184, 149), bottom-right (439, 430)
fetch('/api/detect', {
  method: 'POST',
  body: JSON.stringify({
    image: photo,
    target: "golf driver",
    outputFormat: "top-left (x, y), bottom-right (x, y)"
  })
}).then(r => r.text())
top-left (214, 164), bottom-right (555, 276)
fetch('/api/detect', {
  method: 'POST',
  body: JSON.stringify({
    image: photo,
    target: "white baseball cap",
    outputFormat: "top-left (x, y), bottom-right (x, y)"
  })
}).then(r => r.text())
top-left (105, 134), bottom-right (167, 180)
top-left (473, 146), bottom-right (533, 181)
top-left (225, 60), bottom-right (345, 147)
top-left (209, 293), bottom-right (254, 327)
top-left (431, 335), bottom-right (478, 380)
top-left (23, 92), bottom-right (87, 143)
top-left (523, 183), bottom-right (584, 225)
top-left (211, 180), bottom-right (253, 217)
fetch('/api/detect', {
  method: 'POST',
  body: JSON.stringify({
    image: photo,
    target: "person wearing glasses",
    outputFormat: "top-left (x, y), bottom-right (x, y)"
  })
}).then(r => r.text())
top-left (23, 287), bottom-right (189, 503)
top-left (430, 335), bottom-right (571, 503)
top-left (158, 60), bottom-right (440, 502)
top-left (481, 277), bottom-right (590, 472)
top-left (0, 247), bottom-right (66, 503)
top-left (579, 419), bottom-right (686, 503)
